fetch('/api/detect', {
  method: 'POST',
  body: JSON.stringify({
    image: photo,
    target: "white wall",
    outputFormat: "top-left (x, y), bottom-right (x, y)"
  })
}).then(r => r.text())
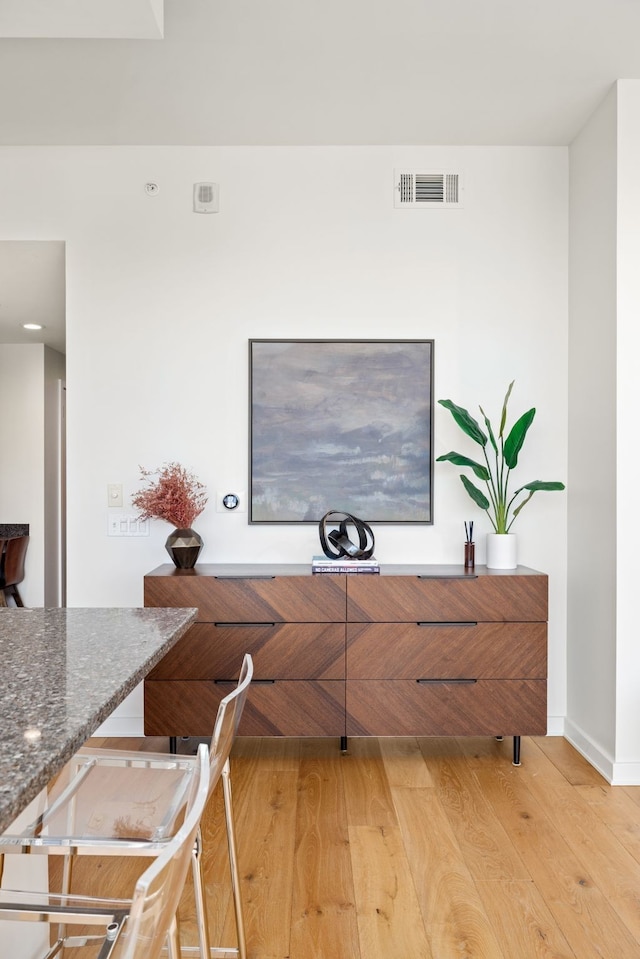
top-left (567, 81), bottom-right (640, 784)
top-left (0, 145), bottom-right (568, 734)
top-left (615, 82), bottom-right (640, 773)
top-left (0, 343), bottom-right (65, 607)
top-left (0, 343), bottom-right (45, 605)
top-left (44, 346), bottom-right (66, 605)
top-left (567, 89), bottom-right (618, 772)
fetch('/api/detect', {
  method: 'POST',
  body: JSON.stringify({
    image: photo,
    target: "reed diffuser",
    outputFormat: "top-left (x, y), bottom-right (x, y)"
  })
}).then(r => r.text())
top-left (464, 520), bottom-right (475, 569)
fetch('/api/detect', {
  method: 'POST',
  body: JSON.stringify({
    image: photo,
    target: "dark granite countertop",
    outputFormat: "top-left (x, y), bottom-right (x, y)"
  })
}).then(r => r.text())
top-left (0, 606), bottom-right (197, 833)
top-left (0, 525), bottom-right (29, 538)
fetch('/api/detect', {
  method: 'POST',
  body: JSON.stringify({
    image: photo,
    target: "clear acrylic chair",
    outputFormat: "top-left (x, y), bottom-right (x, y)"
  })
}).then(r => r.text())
top-left (0, 653), bottom-right (253, 959)
top-left (0, 743), bottom-right (210, 958)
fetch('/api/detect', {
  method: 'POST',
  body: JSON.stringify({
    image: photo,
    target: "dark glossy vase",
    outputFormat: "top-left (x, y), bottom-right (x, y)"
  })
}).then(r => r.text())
top-left (165, 528), bottom-right (203, 569)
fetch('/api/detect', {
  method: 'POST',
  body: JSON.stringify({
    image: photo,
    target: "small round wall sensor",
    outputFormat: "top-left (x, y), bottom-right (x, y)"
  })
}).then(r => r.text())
top-left (145, 182), bottom-right (159, 196)
top-left (222, 493), bottom-right (240, 510)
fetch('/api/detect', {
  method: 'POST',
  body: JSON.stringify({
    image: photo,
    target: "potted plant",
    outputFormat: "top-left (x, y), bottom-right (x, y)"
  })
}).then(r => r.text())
top-left (132, 462), bottom-right (208, 568)
top-left (437, 381), bottom-right (565, 568)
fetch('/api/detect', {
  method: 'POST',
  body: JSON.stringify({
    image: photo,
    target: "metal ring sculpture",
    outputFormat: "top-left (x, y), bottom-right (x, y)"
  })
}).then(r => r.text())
top-left (318, 510), bottom-right (375, 560)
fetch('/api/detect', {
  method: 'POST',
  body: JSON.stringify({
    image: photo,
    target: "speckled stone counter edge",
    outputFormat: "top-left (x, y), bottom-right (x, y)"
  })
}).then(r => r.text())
top-left (0, 606), bottom-right (197, 833)
top-left (0, 524), bottom-right (29, 538)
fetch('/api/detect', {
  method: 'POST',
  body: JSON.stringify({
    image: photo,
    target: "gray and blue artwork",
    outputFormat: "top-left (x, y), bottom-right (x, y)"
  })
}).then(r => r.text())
top-left (250, 340), bottom-right (433, 523)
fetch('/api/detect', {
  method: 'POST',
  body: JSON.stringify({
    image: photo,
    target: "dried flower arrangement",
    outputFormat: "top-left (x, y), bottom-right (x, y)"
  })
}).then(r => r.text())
top-left (131, 462), bottom-right (208, 529)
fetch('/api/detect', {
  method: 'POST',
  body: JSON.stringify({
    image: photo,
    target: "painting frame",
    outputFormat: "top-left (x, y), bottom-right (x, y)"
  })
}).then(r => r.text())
top-left (249, 338), bottom-right (434, 524)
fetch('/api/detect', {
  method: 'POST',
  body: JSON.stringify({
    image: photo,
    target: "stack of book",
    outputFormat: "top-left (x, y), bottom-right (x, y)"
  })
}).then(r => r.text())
top-left (311, 555), bottom-right (380, 574)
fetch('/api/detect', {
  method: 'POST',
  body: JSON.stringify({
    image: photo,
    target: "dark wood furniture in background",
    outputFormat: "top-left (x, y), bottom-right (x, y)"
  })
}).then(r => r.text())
top-left (144, 564), bottom-right (548, 763)
top-left (0, 535), bottom-right (29, 607)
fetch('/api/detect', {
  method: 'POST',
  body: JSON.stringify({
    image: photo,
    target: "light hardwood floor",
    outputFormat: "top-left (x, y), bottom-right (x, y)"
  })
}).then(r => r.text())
top-left (63, 735), bottom-right (640, 958)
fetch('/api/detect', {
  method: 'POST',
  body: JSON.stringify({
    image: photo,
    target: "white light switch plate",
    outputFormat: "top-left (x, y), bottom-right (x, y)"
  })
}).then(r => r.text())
top-left (107, 483), bottom-right (123, 507)
top-left (107, 512), bottom-right (149, 536)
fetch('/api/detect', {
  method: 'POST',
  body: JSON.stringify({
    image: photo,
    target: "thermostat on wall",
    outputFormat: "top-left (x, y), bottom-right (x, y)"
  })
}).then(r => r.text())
top-left (216, 491), bottom-right (246, 512)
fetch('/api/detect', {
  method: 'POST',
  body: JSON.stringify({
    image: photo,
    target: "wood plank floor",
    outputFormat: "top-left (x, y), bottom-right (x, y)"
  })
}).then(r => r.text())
top-left (60, 735), bottom-right (640, 959)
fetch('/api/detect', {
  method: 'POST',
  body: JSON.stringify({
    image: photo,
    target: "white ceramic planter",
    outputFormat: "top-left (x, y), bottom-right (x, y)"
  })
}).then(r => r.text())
top-left (486, 533), bottom-right (517, 569)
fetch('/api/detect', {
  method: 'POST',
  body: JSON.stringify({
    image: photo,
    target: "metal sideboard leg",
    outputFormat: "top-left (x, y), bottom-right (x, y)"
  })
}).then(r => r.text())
top-left (513, 736), bottom-right (521, 766)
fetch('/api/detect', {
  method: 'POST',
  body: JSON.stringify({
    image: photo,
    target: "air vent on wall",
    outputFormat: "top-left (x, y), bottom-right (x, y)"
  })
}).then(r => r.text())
top-left (394, 170), bottom-right (462, 208)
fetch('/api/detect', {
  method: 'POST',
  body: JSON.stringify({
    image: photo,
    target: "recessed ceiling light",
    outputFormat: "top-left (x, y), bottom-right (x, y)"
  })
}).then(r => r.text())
top-left (22, 323), bottom-right (45, 331)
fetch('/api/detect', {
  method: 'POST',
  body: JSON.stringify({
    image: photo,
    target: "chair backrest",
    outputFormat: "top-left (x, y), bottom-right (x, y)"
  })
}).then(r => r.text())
top-left (118, 743), bottom-right (211, 959)
top-left (208, 653), bottom-right (253, 780)
top-left (0, 535), bottom-right (28, 588)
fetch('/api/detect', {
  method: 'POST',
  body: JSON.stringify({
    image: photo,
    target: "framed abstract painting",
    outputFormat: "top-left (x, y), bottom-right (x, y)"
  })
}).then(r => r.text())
top-left (249, 339), bottom-right (434, 524)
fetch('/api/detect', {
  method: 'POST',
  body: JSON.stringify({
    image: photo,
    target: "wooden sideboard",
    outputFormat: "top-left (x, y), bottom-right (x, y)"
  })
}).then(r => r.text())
top-left (144, 563), bottom-right (547, 762)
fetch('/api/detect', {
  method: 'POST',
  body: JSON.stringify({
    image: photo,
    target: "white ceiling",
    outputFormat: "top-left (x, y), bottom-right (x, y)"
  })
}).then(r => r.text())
top-left (1, 0), bottom-right (640, 353)
top-left (0, 0), bottom-right (639, 147)
top-left (0, 0), bottom-right (163, 39)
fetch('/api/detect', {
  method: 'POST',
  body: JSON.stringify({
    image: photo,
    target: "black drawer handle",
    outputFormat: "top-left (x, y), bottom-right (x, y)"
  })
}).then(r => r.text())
top-left (214, 678), bottom-right (275, 685)
top-left (214, 575), bottom-right (276, 580)
top-left (214, 622), bottom-right (276, 628)
top-left (213, 679), bottom-right (276, 686)
top-left (417, 574), bottom-right (478, 580)
top-left (416, 621), bottom-right (477, 627)
top-left (417, 678), bottom-right (478, 685)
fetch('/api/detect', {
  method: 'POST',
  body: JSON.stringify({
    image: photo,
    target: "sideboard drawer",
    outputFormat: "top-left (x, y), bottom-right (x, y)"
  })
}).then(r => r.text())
top-left (346, 679), bottom-right (547, 736)
top-left (346, 573), bottom-right (547, 623)
top-left (346, 622), bottom-right (546, 679)
top-left (145, 679), bottom-right (345, 737)
top-left (148, 622), bottom-right (345, 680)
top-left (144, 573), bottom-right (346, 622)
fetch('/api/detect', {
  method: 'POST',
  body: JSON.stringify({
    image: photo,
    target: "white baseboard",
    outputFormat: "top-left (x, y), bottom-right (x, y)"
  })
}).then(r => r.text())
top-left (609, 763), bottom-right (640, 786)
top-left (95, 714), bottom-right (143, 737)
top-left (564, 719), bottom-right (614, 781)
top-left (565, 725), bottom-right (640, 784)
top-left (546, 715), bottom-right (564, 737)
